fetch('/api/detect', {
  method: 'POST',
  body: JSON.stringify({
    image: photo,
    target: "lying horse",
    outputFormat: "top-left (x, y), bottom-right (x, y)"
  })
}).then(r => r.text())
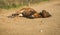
top-left (8, 8), bottom-right (51, 19)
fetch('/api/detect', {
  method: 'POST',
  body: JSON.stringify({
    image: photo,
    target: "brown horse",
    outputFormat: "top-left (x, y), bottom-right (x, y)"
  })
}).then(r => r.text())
top-left (8, 8), bottom-right (51, 19)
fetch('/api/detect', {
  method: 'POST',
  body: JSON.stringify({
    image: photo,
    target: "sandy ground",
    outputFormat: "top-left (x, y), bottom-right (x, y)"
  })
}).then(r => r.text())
top-left (0, 0), bottom-right (60, 35)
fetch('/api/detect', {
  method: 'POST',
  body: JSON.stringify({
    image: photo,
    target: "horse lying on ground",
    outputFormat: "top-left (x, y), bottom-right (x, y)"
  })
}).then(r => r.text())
top-left (8, 8), bottom-right (51, 19)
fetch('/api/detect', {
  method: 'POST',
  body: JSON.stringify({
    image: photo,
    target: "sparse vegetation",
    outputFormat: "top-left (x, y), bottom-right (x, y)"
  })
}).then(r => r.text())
top-left (0, 0), bottom-right (49, 9)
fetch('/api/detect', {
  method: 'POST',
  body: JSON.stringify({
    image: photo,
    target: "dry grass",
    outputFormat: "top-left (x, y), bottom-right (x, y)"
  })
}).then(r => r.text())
top-left (0, 0), bottom-right (49, 9)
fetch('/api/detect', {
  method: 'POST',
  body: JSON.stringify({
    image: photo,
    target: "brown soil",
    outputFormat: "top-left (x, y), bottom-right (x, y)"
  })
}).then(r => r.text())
top-left (0, 0), bottom-right (60, 35)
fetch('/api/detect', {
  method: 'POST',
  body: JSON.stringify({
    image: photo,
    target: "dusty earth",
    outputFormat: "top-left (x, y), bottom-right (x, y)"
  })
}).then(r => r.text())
top-left (0, 0), bottom-right (60, 35)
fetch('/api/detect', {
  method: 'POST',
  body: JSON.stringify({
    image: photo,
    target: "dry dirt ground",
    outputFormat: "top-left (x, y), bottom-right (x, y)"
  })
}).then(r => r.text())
top-left (0, 0), bottom-right (60, 35)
